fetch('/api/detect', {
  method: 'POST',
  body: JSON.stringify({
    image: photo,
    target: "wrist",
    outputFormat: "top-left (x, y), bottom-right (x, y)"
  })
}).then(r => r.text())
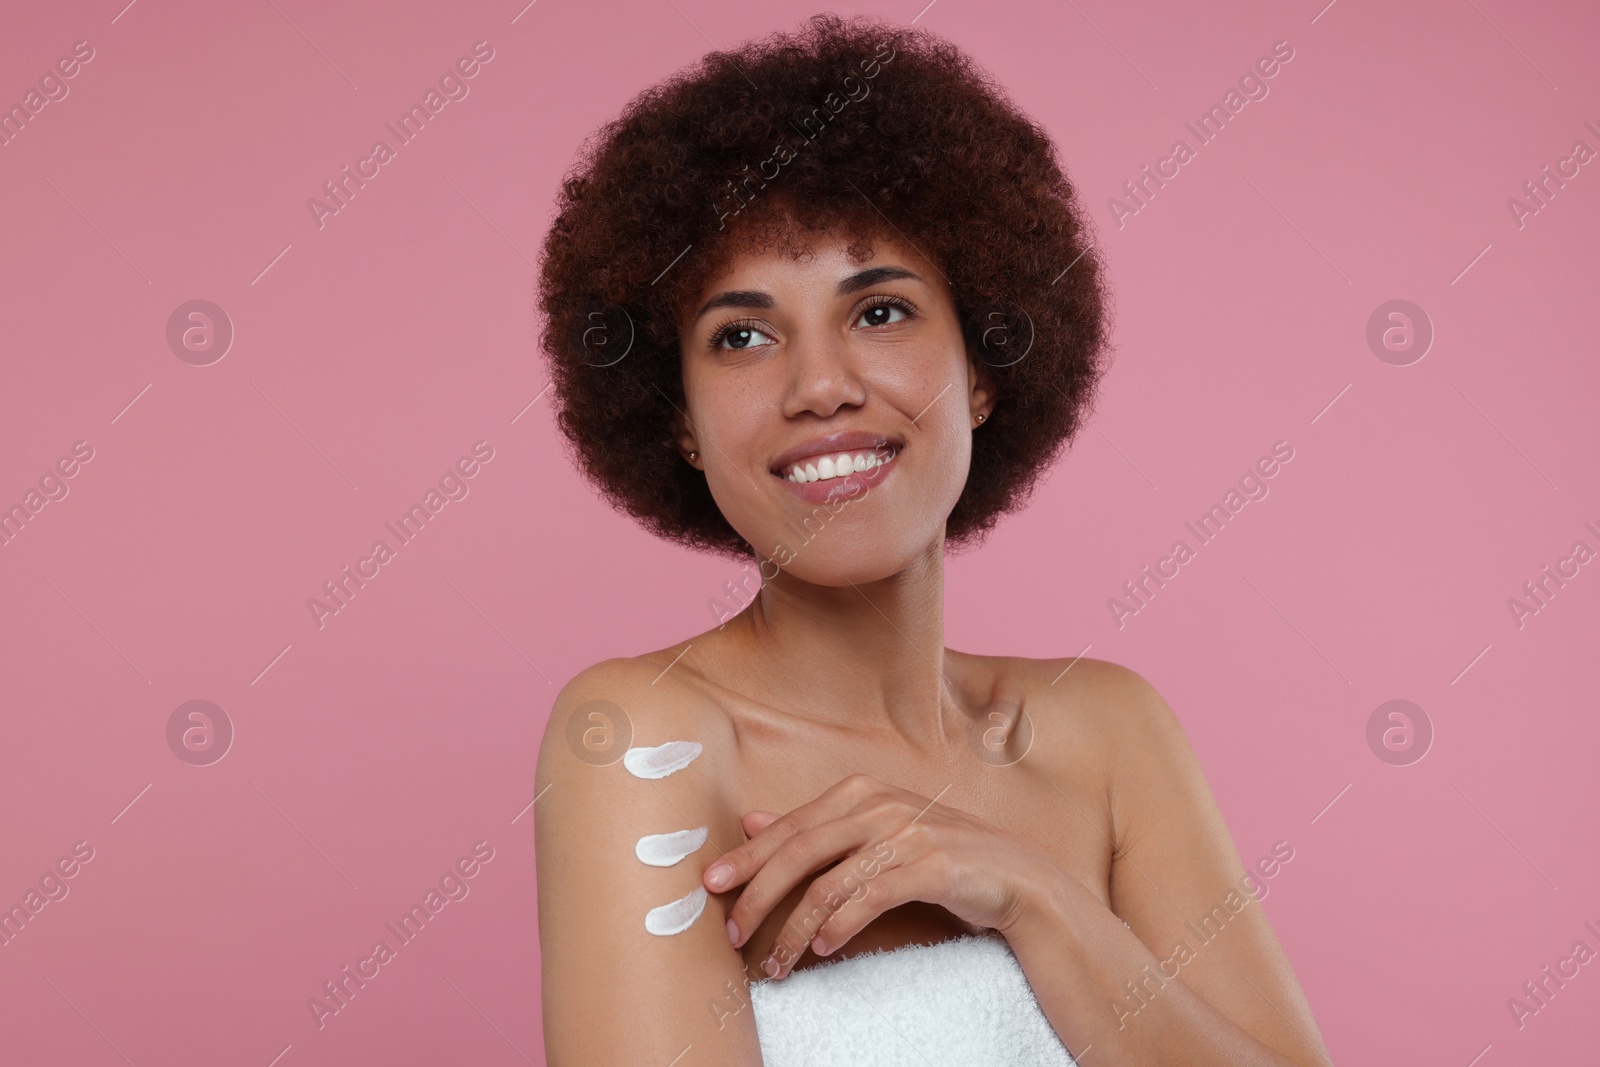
top-left (998, 855), bottom-right (1083, 950)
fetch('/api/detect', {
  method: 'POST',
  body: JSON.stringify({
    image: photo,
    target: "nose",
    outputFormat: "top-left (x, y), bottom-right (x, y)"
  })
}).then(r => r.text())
top-left (780, 330), bottom-right (868, 419)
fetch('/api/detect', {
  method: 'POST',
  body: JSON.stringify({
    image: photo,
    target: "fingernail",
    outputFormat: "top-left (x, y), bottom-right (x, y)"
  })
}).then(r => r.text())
top-left (706, 863), bottom-right (731, 889)
top-left (726, 918), bottom-right (739, 945)
top-left (811, 936), bottom-right (827, 955)
top-left (762, 956), bottom-right (778, 978)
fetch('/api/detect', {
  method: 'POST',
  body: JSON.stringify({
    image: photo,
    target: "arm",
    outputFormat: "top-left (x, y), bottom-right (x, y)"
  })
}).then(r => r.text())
top-left (1003, 662), bottom-right (1333, 1066)
top-left (535, 658), bottom-right (763, 1066)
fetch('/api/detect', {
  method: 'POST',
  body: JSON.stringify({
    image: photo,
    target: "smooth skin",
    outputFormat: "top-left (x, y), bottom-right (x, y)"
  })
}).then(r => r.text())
top-left (535, 220), bottom-right (1332, 1066)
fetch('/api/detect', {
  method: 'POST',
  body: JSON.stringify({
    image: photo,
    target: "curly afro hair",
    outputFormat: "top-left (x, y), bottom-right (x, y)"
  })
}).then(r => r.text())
top-left (537, 13), bottom-right (1113, 561)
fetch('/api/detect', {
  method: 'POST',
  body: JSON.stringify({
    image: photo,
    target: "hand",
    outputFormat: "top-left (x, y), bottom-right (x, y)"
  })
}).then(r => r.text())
top-left (701, 772), bottom-right (1067, 978)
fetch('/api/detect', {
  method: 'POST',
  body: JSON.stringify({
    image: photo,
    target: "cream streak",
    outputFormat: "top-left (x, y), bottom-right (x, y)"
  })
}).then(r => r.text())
top-left (623, 740), bottom-right (703, 780)
top-left (636, 826), bottom-right (709, 867)
top-left (645, 886), bottom-right (708, 936)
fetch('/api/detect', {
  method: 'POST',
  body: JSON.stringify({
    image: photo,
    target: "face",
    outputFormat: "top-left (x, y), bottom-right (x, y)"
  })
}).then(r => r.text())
top-left (674, 225), bottom-right (995, 584)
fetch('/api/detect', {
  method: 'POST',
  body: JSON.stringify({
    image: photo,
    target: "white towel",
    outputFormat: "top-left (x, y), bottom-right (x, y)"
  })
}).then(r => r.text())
top-left (748, 933), bottom-right (1079, 1066)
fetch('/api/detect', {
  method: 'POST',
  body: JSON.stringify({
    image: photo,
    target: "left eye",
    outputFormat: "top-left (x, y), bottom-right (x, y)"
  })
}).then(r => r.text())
top-left (857, 302), bottom-right (909, 328)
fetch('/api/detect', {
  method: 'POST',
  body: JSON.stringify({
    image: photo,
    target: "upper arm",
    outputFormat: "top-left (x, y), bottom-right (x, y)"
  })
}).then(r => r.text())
top-left (1099, 665), bottom-right (1330, 1066)
top-left (535, 659), bottom-right (761, 1066)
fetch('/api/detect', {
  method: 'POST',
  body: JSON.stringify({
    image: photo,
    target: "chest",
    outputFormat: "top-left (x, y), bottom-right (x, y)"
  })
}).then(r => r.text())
top-left (729, 736), bottom-right (1113, 977)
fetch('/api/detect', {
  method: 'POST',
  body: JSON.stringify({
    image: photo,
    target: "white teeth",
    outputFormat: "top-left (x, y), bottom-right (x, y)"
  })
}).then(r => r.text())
top-left (782, 448), bottom-right (895, 483)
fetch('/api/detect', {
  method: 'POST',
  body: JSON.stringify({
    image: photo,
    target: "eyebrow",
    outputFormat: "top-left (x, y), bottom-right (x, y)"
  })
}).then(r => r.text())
top-left (691, 265), bottom-right (924, 323)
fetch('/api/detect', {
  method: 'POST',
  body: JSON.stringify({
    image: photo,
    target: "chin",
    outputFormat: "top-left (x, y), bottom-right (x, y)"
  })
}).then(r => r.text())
top-left (742, 513), bottom-right (945, 586)
top-left (778, 552), bottom-right (909, 587)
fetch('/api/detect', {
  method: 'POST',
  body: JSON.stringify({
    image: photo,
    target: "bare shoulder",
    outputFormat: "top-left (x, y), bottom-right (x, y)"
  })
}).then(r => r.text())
top-left (981, 652), bottom-right (1186, 781)
top-left (534, 651), bottom-right (760, 1064)
top-left (1024, 654), bottom-right (1173, 725)
top-left (534, 647), bottom-right (743, 872)
top-left (535, 650), bottom-right (738, 790)
top-left (533, 650), bottom-right (745, 901)
top-left (1026, 656), bottom-right (1204, 824)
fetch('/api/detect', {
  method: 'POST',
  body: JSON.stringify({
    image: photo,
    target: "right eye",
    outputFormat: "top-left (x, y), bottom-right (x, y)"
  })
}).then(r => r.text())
top-left (708, 319), bottom-right (776, 352)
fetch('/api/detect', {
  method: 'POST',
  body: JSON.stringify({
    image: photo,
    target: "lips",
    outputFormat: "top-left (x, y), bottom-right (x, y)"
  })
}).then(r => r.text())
top-left (769, 431), bottom-right (902, 504)
top-left (769, 430), bottom-right (903, 478)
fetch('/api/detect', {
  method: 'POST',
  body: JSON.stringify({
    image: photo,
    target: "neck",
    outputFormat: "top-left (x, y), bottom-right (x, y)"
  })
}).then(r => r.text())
top-left (719, 538), bottom-right (961, 749)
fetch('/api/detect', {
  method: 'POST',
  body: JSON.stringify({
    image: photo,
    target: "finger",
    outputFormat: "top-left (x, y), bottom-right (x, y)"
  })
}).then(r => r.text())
top-left (704, 774), bottom-right (880, 893)
top-left (808, 860), bottom-right (925, 961)
top-left (742, 810), bottom-right (781, 836)
top-left (725, 816), bottom-right (878, 950)
top-left (768, 846), bottom-right (916, 977)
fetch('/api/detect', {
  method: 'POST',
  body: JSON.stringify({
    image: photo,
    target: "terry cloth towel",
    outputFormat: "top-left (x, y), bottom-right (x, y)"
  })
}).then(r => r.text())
top-left (748, 932), bottom-right (1079, 1066)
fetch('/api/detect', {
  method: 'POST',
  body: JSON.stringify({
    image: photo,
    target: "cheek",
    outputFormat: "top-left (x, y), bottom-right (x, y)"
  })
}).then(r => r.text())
top-left (703, 464), bottom-right (764, 534)
top-left (918, 409), bottom-right (974, 510)
top-left (695, 387), bottom-right (773, 509)
top-left (887, 361), bottom-right (973, 490)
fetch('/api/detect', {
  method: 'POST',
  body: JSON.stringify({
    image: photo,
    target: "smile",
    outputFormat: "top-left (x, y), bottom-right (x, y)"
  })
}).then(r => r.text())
top-left (780, 447), bottom-right (897, 483)
top-left (770, 447), bottom-right (900, 504)
top-left (767, 430), bottom-right (904, 504)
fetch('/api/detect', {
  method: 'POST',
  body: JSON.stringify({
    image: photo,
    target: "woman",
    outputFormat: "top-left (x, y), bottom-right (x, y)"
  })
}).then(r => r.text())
top-left (534, 14), bottom-right (1329, 1066)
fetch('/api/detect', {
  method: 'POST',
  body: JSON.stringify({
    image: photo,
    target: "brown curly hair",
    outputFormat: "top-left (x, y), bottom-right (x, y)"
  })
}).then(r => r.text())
top-left (536, 12), bottom-right (1113, 560)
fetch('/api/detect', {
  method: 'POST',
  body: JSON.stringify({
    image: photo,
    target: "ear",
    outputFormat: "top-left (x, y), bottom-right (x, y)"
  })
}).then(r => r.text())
top-left (966, 348), bottom-right (999, 426)
top-left (670, 409), bottom-right (702, 469)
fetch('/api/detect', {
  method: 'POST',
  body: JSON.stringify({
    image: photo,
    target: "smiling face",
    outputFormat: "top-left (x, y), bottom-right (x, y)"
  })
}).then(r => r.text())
top-left (673, 219), bottom-right (996, 585)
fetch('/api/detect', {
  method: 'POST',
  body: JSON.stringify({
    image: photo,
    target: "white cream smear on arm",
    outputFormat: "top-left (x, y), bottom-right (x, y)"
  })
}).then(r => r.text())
top-left (645, 886), bottom-right (708, 936)
top-left (624, 739), bottom-right (712, 934)
top-left (636, 826), bottom-right (709, 867)
top-left (623, 740), bottom-right (703, 779)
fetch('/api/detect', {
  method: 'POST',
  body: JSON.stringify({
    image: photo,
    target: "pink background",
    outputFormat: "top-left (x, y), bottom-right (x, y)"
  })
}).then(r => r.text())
top-left (2, 0), bottom-right (1596, 1064)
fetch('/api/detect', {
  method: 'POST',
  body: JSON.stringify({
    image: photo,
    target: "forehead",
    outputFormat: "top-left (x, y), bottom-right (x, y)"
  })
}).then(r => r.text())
top-left (677, 211), bottom-right (943, 325)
